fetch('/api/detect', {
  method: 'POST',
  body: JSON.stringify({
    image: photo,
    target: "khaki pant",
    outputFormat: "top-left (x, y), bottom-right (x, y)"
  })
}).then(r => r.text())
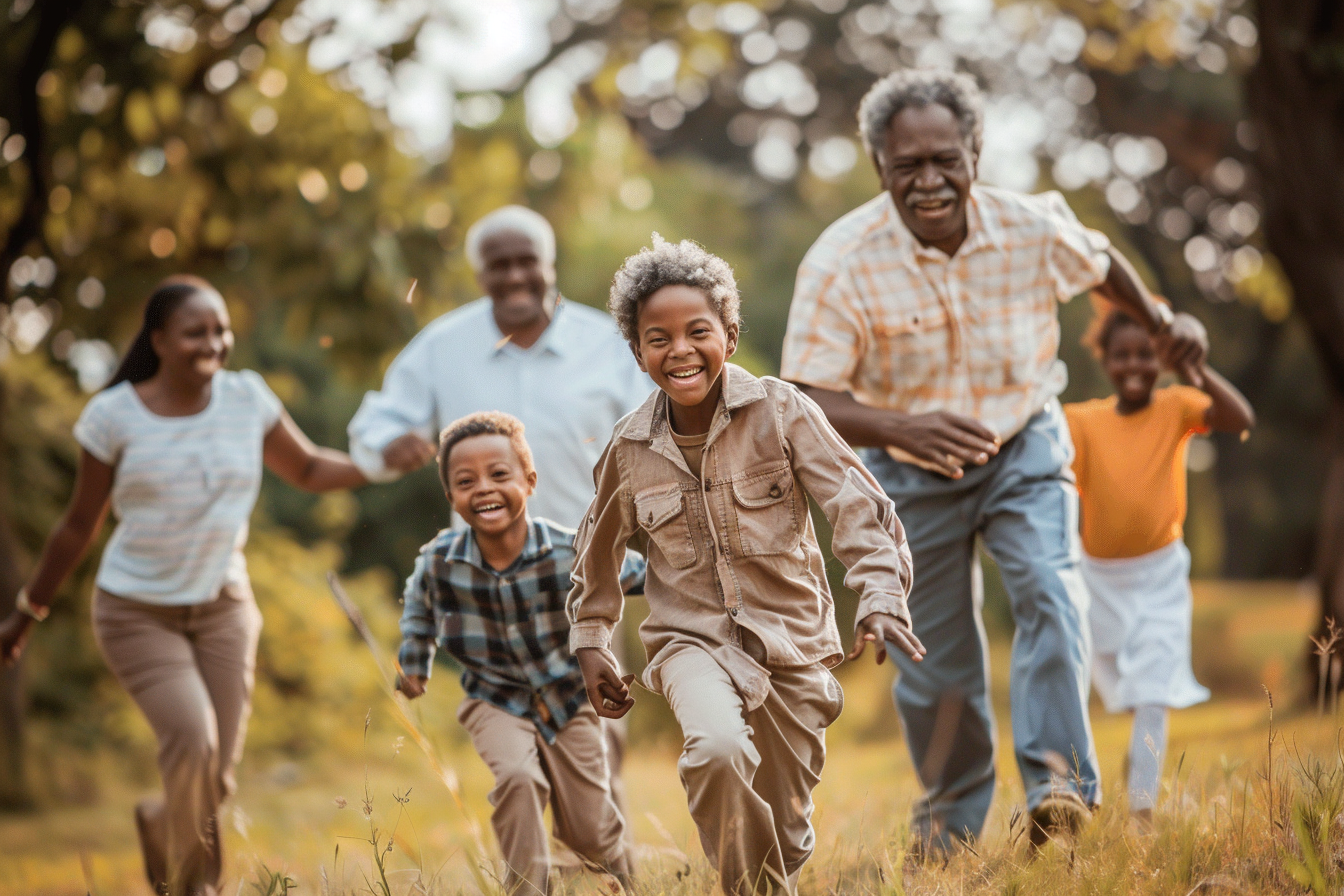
top-left (458, 698), bottom-right (632, 895)
top-left (93, 585), bottom-right (263, 896)
top-left (660, 647), bottom-right (843, 896)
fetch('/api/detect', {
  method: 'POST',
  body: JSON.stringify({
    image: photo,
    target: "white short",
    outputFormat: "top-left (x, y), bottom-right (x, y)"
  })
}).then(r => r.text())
top-left (1083, 540), bottom-right (1210, 713)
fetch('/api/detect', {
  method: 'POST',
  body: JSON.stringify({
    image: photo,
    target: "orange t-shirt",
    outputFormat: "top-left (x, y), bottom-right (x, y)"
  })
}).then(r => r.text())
top-left (1064, 386), bottom-right (1212, 560)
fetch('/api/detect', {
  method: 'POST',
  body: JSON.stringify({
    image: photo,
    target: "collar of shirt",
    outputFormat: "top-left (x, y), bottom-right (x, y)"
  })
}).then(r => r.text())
top-left (487, 295), bottom-right (569, 359)
top-left (620, 363), bottom-right (768, 445)
top-left (879, 186), bottom-right (1007, 269)
top-left (442, 516), bottom-right (557, 573)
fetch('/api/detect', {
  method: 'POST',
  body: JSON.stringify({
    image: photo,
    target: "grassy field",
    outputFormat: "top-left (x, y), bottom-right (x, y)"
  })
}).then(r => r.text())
top-left (2, 580), bottom-right (1338, 896)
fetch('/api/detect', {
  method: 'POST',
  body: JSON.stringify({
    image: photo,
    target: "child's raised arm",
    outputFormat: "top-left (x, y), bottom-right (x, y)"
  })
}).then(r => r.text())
top-left (568, 441), bottom-right (639, 717)
top-left (1186, 364), bottom-right (1255, 434)
top-left (779, 385), bottom-right (925, 664)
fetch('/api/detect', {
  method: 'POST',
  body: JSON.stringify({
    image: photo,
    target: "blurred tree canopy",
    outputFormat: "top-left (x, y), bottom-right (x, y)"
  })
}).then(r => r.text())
top-left (0, 0), bottom-right (1339, 804)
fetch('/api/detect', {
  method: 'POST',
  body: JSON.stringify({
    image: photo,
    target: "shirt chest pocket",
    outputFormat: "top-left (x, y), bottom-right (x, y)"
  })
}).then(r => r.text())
top-left (634, 488), bottom-right (699, 570)
top-left (728, 464), bottom-right (802, 557)
top-left (871, 307), bottom-right (952, 386)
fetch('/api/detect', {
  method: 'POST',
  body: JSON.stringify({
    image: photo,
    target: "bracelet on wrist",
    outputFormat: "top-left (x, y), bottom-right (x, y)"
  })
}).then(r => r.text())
top-left (15, 588), bottom-right (49, 622)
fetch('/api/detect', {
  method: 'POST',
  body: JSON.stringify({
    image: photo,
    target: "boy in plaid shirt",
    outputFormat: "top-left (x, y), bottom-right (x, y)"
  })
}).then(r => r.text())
top-left (397, 411), bottom-right (640, 895)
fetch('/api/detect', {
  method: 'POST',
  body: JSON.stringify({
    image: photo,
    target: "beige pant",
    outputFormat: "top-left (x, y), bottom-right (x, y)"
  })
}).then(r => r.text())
top-left (660, 648), bottom-right (843, 896)
top-left (458, 698), bottom-right (631, 895)
top-left (93, 585), bottom-right (262, 896)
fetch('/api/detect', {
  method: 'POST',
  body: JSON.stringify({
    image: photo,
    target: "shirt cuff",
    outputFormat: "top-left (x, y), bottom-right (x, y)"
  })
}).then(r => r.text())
top-left (855, 593), bottom-right (912, 630)
top-left (568, 619), bottom-right (615, 652)
top-left (350, 438), bottom-right (401, 484)
top-left (398, 639), bottom-right (435, 680)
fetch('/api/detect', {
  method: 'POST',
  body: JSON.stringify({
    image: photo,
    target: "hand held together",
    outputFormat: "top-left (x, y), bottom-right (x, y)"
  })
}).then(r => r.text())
top-left (576, 647), bottom-right (636, 718)
top-left (848, 612), bottom-right (926, 665)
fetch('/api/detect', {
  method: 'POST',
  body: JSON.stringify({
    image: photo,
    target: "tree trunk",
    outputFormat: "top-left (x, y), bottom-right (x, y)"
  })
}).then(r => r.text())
top-left (0, 377), bottom-right (32, 810)
top-left (1248, 0), bottom-right (1344, 695)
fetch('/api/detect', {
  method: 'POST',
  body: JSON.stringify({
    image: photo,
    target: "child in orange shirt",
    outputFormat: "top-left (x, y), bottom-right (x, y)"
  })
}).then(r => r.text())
top-left (1064, 307), bottom-right (1253, 822)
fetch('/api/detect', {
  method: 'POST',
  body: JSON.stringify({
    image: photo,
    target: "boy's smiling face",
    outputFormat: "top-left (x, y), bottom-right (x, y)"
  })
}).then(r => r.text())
top-left (1103, 321), bottom-right (1160, 407)
top-left (633, 284), bottom-right (739, 416)
top-left (445, 434), bottom-right (536, 538)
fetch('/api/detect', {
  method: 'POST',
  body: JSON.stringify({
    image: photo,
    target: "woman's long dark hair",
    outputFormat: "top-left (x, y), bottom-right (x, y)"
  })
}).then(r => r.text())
top-left (106, 276), bottom-right (217, 389)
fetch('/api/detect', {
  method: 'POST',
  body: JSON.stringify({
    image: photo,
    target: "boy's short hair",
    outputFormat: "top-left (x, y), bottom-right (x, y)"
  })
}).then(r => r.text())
top-left (608, 234), bottom-right (741, 344)
top-left (437, 411), bottom-right (536, 492)
top-left (1084, 303), bottom-right (1160, 358)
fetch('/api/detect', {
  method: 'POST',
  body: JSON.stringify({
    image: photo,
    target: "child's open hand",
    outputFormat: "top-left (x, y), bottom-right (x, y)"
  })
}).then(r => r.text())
top-left (849, 612), bottom-right (926, 665)
top-left (576, 647), bottom-right (636, 719)
top-left (397, 674), bottom-right (428, 699)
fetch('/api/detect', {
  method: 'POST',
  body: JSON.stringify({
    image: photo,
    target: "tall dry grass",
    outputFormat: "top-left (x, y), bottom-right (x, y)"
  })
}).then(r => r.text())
top-left (2, 580), bottom-right (1335, 896)
top-left (280, 689), bottom-right (1344, 896)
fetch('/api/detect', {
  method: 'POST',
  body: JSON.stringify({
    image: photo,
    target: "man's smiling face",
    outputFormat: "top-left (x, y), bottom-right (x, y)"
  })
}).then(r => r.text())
top-left (877, 103), bottom-right (977, 257)
top-left (476, 228), bottom-right (556, 335)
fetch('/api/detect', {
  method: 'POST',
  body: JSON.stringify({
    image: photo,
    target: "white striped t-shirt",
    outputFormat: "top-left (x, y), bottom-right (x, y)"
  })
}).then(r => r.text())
top-left (73, 369), bottom-right (284, 605)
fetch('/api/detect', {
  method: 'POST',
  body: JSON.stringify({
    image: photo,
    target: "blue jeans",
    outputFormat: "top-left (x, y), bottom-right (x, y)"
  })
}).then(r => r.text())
top-left (863, 400), bottom-right (1099, 849)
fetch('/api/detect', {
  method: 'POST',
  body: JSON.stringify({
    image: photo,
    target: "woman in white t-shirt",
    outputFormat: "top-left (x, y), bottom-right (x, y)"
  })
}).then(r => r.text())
top-left (0, 276), bottom-right (366, 896)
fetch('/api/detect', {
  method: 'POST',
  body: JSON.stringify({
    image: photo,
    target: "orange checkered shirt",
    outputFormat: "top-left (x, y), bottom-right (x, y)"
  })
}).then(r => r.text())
top-left (781, 185), bottom-right (1112, 442)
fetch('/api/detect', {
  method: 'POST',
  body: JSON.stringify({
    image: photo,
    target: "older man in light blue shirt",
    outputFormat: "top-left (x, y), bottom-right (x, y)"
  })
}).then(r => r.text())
top-left (349, 206), bottom-right (653, 527)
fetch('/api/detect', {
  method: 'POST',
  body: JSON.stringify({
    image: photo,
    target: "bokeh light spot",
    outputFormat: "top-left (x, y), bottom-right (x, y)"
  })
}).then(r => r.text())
top-left (298, 168), bottom-right (330, 203)
top-left (339, 162), bottom-right (368, 191)
top-left (149, 228), bottom-right (178, 258)
top-left (423, 202), bottom-right (452, 229)
top-left (618, 177), bottom-right (654, 210)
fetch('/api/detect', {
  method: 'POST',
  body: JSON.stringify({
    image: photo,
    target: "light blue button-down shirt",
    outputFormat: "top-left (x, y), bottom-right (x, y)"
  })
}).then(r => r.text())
top-left (348, 297), bottom-right (654, 529)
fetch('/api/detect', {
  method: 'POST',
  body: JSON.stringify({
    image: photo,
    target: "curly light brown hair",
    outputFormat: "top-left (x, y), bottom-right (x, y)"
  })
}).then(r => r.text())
top-left (608, 234), bottom-right (741, 345)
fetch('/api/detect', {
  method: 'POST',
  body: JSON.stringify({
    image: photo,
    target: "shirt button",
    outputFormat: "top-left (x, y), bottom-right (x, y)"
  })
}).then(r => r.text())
top-left (768, 484), bottom-right (782, 498)
top-left (704, 479), bottom-right (711, 491)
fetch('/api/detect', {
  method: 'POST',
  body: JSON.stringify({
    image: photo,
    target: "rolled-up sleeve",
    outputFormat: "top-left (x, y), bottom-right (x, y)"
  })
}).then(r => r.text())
top-left (397, 549), bottom-right (438, 680)
top-left (567, 441), bottom-right (637, 651)
top-left (348, 339), bottom-right (439, 482)
top-left (780, 245), bottom-right (868, 392)
top-left (1038, 190), bottom-right (1111, 302)
top-left (781, 386), bottom-right (913, 629)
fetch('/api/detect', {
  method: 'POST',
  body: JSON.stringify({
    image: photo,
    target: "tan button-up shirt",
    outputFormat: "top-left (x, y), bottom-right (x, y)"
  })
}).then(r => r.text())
top-left (567, 364), bottom-right (913, 710)
top-left (781, 185), bottom-right (1112, 443)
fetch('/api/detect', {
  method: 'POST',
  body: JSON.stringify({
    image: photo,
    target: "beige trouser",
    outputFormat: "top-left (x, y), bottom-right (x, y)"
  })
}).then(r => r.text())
top-left (459, 698), bottom-right (632, 895)
top-left (659, 648), bottom-right (843, 896)
top-left (93, 585), bottom-right (263, 896)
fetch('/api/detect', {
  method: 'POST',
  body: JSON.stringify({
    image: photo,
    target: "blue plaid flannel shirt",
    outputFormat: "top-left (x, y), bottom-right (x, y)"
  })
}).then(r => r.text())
top-left (398, 517), bottom-right (644, 742)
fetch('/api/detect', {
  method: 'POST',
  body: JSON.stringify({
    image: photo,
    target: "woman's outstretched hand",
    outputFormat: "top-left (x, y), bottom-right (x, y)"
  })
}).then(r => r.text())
top-left (575, 647), bottom-right (636, 719)
top-left (848, 612), bottom-right (925, 665)
top-left (0, 611), bottom-right (34, 666)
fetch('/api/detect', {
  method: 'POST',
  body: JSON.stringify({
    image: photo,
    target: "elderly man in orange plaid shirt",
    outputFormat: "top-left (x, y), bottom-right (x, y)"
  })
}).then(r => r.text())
top-left (781, 69), bottom-right (1209, 852)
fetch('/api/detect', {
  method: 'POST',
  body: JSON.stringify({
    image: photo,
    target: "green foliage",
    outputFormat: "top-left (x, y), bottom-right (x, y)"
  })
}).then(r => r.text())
top-left (249, 864), bottom-right (297, 896)
top-left (244, 531), bottom-right (399, 757)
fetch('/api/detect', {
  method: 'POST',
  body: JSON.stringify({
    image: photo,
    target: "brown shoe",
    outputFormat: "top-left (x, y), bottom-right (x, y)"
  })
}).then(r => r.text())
top-left (134, 798), bottom-right (168, 893)
top-left (1027, 792), bottom-right (1092, 849)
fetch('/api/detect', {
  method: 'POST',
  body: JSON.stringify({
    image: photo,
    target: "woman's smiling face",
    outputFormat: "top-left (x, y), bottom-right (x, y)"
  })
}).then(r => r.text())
top-left (633, 284), bottom-right (738, 413)
top-left (150, 289), bottom-right (234, 385)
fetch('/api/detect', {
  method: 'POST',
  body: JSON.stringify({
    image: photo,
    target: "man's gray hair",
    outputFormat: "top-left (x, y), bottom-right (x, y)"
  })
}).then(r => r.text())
top-left (857, 69), bottom-right (985, 160)
top-left (464, 205), bottom-right (556, 272)
top-left (609, 234), bottom-right (741, 344)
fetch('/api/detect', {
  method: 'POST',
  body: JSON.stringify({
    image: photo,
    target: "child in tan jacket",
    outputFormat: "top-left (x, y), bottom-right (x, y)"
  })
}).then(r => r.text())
top-left (567, 237), bottom-right (924, 895)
